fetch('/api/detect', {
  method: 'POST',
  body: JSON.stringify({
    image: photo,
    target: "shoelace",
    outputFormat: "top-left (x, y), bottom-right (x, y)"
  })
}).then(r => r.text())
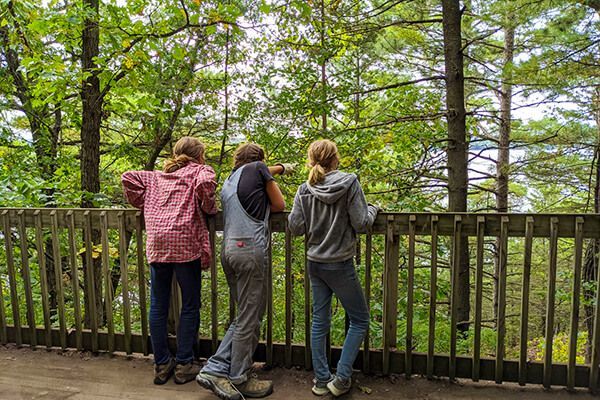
top-left (228, 377), bottom-right (247, 400)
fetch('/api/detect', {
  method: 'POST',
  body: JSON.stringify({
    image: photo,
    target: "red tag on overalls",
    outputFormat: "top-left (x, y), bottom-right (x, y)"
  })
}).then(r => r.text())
top-left (236, 241), bottom-right (245, 248)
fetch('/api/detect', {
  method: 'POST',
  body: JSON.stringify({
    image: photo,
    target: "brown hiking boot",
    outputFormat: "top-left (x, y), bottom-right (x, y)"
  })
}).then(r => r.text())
top-left (196, 371), bottom-right (242, 400)
top-left (153, 358), bottom-right (176, 385)
top-left (235, 374), bottom-right (273, 398)
top-left (174, 361), bottom-right (201, 384)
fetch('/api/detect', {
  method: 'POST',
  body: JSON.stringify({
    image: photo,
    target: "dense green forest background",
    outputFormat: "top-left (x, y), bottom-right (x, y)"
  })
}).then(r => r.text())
top-left (0, 0), bottom-right (599, 365)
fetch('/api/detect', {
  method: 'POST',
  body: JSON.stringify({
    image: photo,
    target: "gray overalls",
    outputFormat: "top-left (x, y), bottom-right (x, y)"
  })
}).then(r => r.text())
top-left (201, 164), bottom-right (269, 384)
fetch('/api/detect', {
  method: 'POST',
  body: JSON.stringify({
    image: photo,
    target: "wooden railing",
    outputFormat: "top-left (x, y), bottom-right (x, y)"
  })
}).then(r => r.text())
top-left (1, 208), bottom-right (600, 391)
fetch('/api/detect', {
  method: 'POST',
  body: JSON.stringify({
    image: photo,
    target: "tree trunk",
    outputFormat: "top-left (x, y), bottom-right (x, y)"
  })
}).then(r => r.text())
top-left (583, 87), bottom-right (600, 362)
top-left (81, 0), bottom-right (103, 329)
top-left (442, 0), bottom-right (470, 333)
top-left (320, 0), bottom-right (327, 133)
top-left (493, 24), bottom-right (515, 321)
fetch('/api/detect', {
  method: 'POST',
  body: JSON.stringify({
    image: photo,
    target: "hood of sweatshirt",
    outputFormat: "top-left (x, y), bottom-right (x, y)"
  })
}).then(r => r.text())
top-left (306, 170), bottom-right (357, 204)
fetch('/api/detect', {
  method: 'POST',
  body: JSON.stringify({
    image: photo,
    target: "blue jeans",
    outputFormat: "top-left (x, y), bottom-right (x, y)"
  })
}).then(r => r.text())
top-left (309, 258), bottom-right (370, 382)
top-left (149, 259), bottom-right (202, 365)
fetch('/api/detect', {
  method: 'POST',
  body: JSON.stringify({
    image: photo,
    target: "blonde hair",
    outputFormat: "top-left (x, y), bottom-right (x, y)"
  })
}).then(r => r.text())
top-left (233, 143), bottom-right (265, 169)
top-left (307, 139), bottom-right (339, 186)
top-left (163, 137), bottom-right (205, 173)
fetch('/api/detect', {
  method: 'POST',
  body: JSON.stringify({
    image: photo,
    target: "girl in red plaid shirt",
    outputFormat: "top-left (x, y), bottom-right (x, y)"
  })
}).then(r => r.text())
top-left (122, 136), bottom-right (217, 385)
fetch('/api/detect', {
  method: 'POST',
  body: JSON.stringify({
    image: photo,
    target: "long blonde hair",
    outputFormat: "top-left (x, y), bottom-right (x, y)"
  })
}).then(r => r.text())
top-left (163, 136), bottom-right (205, 173)
top-left (307, 139), bottom-right (339, 186)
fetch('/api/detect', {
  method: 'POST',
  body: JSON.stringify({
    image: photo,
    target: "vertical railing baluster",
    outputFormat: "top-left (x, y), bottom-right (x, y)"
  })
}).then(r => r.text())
top-left (0, 217), bottom-right (6, 344)
top-left (406, 215), bottom-right (416, 378)
top-left (84, 211), bottom-right (98, 352)
top-left (543, 217), bottom-right (559, 389)
top-left (34, 210), bottom-right (52, 348)
top-left (304, 236), bottom-right (311, 370)
top-left (591, 237), bottom-right (600, 392)
top-left (118, 212), bottom-right (132, 354)
top-left (2, 210), bottom-right (21, 346)
top-left (136, 212), bottom-right (149, 355)
top-left (382, 215), bottom-right (399, 375)
top-left (567, 217), bottom-right (584, 390)
top-left (208, 217), bottom-right (218, 353)
top-left (266, 223), bottom-right (273, 366)
top-left (427, 216), bottom-right (438, 379)
top-left (495, 216), bottom-right (509, 384)
top-left (473, 216), bottom-right (485, 382)
top-left (285, 223), bottom-right (293, 368)
top-left (100, 212), bottom-right (114, 354)
top-left (363, 233), bottom-right (372, 374)
top-left (50, 211), bottom-right (66, 350)
top-left (67, 211), bottom-right (82, 350)
top-left (449, 215), bottom-right (462, 381)
top-left (518, 216), bottom-right (534, 386)
top-left (17, 210), bottom-right (36, 348)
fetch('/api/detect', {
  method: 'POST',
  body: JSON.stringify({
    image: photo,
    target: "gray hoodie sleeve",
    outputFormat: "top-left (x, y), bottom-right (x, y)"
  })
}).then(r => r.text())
top-left (347, 179), bottom-right (378, 233)
top-left (288, 186), bottom-right (306, 236)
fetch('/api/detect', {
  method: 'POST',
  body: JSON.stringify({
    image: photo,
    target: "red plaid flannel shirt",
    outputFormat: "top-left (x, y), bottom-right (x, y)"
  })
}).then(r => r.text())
top-left (121, 163), bottom-right (217, 265)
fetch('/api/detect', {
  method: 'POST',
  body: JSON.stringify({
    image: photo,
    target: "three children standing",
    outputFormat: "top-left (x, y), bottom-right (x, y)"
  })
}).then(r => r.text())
top-left (122, 137), bottom-right (379, 399)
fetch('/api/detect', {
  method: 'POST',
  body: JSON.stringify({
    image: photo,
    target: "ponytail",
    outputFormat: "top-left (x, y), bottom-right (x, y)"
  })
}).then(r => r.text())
top-left (307, 139), bottom-right (339, 186)
top-left (308, 163), bottom-right (326, 185)
top-left (163, 136), bottom-right (205, 173)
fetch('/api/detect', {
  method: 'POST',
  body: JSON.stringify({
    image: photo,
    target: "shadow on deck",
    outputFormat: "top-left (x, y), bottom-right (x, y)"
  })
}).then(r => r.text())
top-left (0, 345), bottom-right (592, 400)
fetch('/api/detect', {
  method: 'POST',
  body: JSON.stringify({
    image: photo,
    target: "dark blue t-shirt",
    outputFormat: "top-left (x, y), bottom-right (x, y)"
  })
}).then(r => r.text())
top-left (233, 161), bottom-right (274, 220)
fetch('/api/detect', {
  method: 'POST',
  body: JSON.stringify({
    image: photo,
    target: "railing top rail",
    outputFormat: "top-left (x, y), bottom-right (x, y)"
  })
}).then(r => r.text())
top-left (2, 208), bottom-right (600, 238)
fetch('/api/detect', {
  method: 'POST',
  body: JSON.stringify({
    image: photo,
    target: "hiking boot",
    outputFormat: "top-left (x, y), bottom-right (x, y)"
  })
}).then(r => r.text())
top-left (174, 361), bottom-right (201, 384)
top-left (327, 375), bottom-right (351, 397)
top-left (196, 371), bottom-right (241, 400)
top-left (235, 374), bottom-right (273, 398)
top-left (311, 375), bottom-right (334, 396)
top-left (153, 358), bottom-right (176, 385)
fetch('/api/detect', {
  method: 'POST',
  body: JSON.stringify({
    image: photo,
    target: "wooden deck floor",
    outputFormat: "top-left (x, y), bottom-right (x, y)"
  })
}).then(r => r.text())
top-left (0, 345), bottom-right (593, 400)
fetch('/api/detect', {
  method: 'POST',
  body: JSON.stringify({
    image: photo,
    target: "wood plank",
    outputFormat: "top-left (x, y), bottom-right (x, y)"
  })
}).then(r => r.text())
top-left (84, 211), bottom-right (98, 352)
top-left (285, 224), bottom-right (293, 368)
top-left (17, 210), bottom-right (36, 348)
top-left (135, 212), bottom-right (148, 355)
top-left (567, 217), bottom-right (584, 390)
top-left (266, 225), bottom-right (273, 366)
top-left (473, 216), bottom-right (485, 382)
top-left (50, 211), bottom-right (67, 350)
top-left (405, 215), bottom-right (416, 378)
top-left (495, 216), bottom-right (509, 384)
top-left (100, 212), bottom-right (114, 354)
top-left (208, 217), bottom-right (218, 353)
top-left (590, 241), bottom-right (600, 392)
top-left (118, 212), bottom-right (132, 355)
top-left (2, 211), bottom-right (22, 346)
top-left (304, 236), bottom-right (311, 370)
top-left (34, 210), bottom-right (52, 348)
top-left (449, 215), bottom-right (462, 381)
top-left (6, 208), bottom-right (600, 238)
top-left (67, 211), bottom-right (83, 350)
top-left (543, 217), bottom-right (559, 389)
top-left (518, 216), bottom-right (534, 386)
top-left (427, 216), bottom-right (438, 379)
top-left (382, 215), bottom-right (399, 375)
top-left (363, 233), bottom-right (372, 374)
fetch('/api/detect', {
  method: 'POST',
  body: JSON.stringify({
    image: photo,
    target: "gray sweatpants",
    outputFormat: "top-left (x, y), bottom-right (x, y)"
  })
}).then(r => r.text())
top-left (201, 239), bottom-right (267, 384)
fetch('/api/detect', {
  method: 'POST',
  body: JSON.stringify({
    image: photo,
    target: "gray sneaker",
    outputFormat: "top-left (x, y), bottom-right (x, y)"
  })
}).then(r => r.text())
top-left (311, 375), bottom-right (334, 396)
top-left (153, 358), bottom-right (176, 385)
top-left (327, 376), bottom-right (351, 397)
top-left (196, 371), bottom-right (242, 400)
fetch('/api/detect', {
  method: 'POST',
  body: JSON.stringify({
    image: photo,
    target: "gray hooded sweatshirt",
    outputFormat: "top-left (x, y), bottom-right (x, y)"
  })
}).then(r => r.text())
top-left (288, 170), bottom-right (379, 263)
